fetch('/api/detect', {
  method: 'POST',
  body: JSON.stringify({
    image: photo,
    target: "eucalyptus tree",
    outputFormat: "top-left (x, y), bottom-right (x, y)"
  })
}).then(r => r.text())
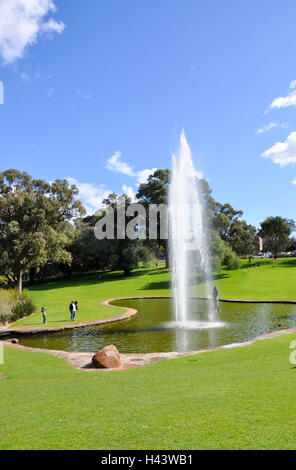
top-left (136, 169), bottom-right (170, 267)
top-left (259, 216), bottom-right (295, 258)
top-left (93, 192), bottom-right (151, 275)
top-left (0, 169), bottom-right (85, 291)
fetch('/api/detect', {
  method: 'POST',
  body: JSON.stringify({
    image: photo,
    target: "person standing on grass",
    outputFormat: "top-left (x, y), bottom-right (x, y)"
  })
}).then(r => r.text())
top-left (41, 306), bottom-right (47, 324)
top-left (69, 300), bottom-right (76, 321)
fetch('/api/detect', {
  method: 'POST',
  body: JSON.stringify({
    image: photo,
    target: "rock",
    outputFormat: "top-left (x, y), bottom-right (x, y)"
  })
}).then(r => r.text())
top-left (92, 344), bottom-right (122, 369)
top-left (6, 338), bottom-right (19, 344)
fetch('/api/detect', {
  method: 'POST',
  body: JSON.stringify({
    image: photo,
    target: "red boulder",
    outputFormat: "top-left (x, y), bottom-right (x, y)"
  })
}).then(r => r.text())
top-left (92, 344), bottom-right (122, 369)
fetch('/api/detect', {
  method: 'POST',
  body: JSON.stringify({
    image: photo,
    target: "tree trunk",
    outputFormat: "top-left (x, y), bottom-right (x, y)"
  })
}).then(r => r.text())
top-left (165, 253), bottom-right (170, 269)
top-left (17, 271), bottom-right (23, 293)
top-left (163, 241), bottom-right (170, 269)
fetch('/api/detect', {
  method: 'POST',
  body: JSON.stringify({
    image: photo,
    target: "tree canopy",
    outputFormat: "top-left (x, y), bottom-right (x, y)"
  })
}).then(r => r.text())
top-left (259, 216), bottom-right (295, 258)
top-left (0, 169), bottom-right (85, 291)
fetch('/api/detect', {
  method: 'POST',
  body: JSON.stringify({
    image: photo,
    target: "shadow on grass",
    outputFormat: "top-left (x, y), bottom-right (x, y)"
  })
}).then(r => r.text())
top-left (142, 272), bottom-right (230, 291)
top-left (141, 280), bottom-right (171, 290)
top-left (211, 273), bottom-right (230, 281)
top-left (275, 259), bottom-right (296, 268)
top-left (242, 258), bottom-right (296, 269)
top-left (148, 268), bottom-right (169, 275)
top-left (28, 268), bottom-right (156, 293)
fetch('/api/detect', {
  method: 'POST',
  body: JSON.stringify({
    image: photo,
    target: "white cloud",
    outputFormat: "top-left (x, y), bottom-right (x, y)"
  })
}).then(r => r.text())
top-left (0, 0), bottom-right (65, 64)
top-left (292, 178), bottom-right (296, 185)
top-left (106, 151), bottom-right (163, 204)
top-left (290, 80), bottom-right (296, 89)
top-left (42, 18), bottom-right (64, 35)
top-left (20, 71), bottom-right (53, 82)
top-left (106, 151), bottom-right (158, 186)
top-left (67, 177), bottom-right (112, 215)
top-left (122, 185), bottom-right (137, 202)
top-left (268, 90), bottom-right (296, 111)
top-left (106, 151), bottom-right (135, 177)
top-left (261, 131), bottom-right (296, 166)
top-left (256, 122), bottom-right (288, 134)
top-left (136, 168), bottom-right (158, 184)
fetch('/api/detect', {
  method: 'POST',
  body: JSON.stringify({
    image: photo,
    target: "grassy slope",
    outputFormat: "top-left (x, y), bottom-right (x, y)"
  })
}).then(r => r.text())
top-left (12, 258), bottom-right (296, 328)
top-left (1, 331), bottom-right (296, 450)
top-left (212, 257), bottom-right (296, 301)
top-left (13, 266), bottom-right (171, 327)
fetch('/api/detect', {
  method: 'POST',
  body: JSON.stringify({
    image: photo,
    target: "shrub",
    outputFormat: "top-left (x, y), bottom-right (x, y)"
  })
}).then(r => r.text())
top-left (223, 247), bottom-right (241, 270)
top-left (0, 290), bottom-right (13, 325)
top-left (0, 289), bottom-right (36, 324)
top-left (212, 233), bottom-right (241, 271)
top-left (10, 289), bottom-right (36, 322)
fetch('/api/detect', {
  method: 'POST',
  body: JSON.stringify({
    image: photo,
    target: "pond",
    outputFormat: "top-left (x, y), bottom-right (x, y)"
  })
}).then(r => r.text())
top-left (19, 298), bottom-right (296, 354)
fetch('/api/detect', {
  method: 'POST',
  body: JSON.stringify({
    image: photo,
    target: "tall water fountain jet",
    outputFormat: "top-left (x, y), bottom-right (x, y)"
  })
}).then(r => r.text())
top-left (169, 130), bottom-right (215, 327)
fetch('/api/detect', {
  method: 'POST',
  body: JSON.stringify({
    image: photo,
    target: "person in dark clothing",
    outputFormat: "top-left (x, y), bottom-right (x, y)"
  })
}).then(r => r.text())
top-left (41, 306), bottom-right (47, 324)
top-left (69, 300), bottom-right (76, 321)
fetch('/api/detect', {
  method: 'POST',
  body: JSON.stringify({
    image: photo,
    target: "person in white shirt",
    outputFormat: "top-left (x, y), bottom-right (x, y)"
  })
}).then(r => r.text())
top-left (69, 300), bottom-right (76, 321)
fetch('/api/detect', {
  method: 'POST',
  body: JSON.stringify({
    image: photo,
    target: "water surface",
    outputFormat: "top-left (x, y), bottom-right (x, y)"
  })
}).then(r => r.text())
top-left (19, 298), bottom-right (296, 353)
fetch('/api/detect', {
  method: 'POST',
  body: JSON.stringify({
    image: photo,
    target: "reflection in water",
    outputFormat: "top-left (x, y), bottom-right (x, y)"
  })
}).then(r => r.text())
top-left (19, 298), bottom-right (296, 354)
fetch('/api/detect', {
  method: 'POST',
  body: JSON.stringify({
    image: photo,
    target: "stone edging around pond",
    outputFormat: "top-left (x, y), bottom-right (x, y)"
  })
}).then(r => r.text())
top-left (2, 327), bottom-right (296, 371)
top-left (0, 298), bottom-right (138, 338)
top-left (1, 295), bottom-right (296, 339)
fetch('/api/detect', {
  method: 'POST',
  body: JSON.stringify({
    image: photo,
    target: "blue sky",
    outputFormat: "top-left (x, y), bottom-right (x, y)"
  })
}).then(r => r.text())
top-left (1, 0), bottom-right (296, 226)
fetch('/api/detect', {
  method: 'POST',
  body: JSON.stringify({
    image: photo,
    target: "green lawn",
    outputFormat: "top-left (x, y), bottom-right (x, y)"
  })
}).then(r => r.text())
top-left (1, 331), bottom-right (296, 450)
top-left (11, 257), bottom-right (296, 328)
top-left (2, 258), bottom-right (296, 449)
top-left (12, 264), bottom-right (171, 328)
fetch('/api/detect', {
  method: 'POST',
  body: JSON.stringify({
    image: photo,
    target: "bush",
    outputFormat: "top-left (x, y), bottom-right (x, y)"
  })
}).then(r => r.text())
top-left (10, 289), bottom-right (36, 322)
top-left (223, 244), bottom-right (241, 270)
top-left (212, 233), bottom-right (241, 271)
top-left (0, 289), bottom-right (36, 324)
top-left (0, 291), bottom-right (13, 325)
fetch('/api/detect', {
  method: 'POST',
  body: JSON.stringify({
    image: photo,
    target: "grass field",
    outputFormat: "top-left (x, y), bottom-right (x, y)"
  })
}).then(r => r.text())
top-left (1, 258), bottom-right (296, 449)
top-left (11, 257), bottom-right (296, 328)
top-left (1, 330), bottom-right (296, 450)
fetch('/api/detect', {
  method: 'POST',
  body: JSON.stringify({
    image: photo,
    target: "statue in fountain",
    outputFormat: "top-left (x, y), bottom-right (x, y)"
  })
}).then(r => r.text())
top-left (213, 286), bottom-right (220, 312)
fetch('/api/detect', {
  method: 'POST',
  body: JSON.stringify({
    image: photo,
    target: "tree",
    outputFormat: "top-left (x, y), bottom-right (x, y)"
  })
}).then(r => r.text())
top-left (212, 202), bottom-right (258, 255)
top-left (61, 226), bottom-right (112, 277)
top-left (227, 220), bottom-right (258, 255)
top-left (99, 193), bottom-right (151, 275)
top-left (0, 169), bottom-right (85, 291)
top-left (287, 237), bottom-right (296, 252)
top-left (259, 216), bottom-right (295, 258)
top-left (136, 169), bottom-right (170, 267)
